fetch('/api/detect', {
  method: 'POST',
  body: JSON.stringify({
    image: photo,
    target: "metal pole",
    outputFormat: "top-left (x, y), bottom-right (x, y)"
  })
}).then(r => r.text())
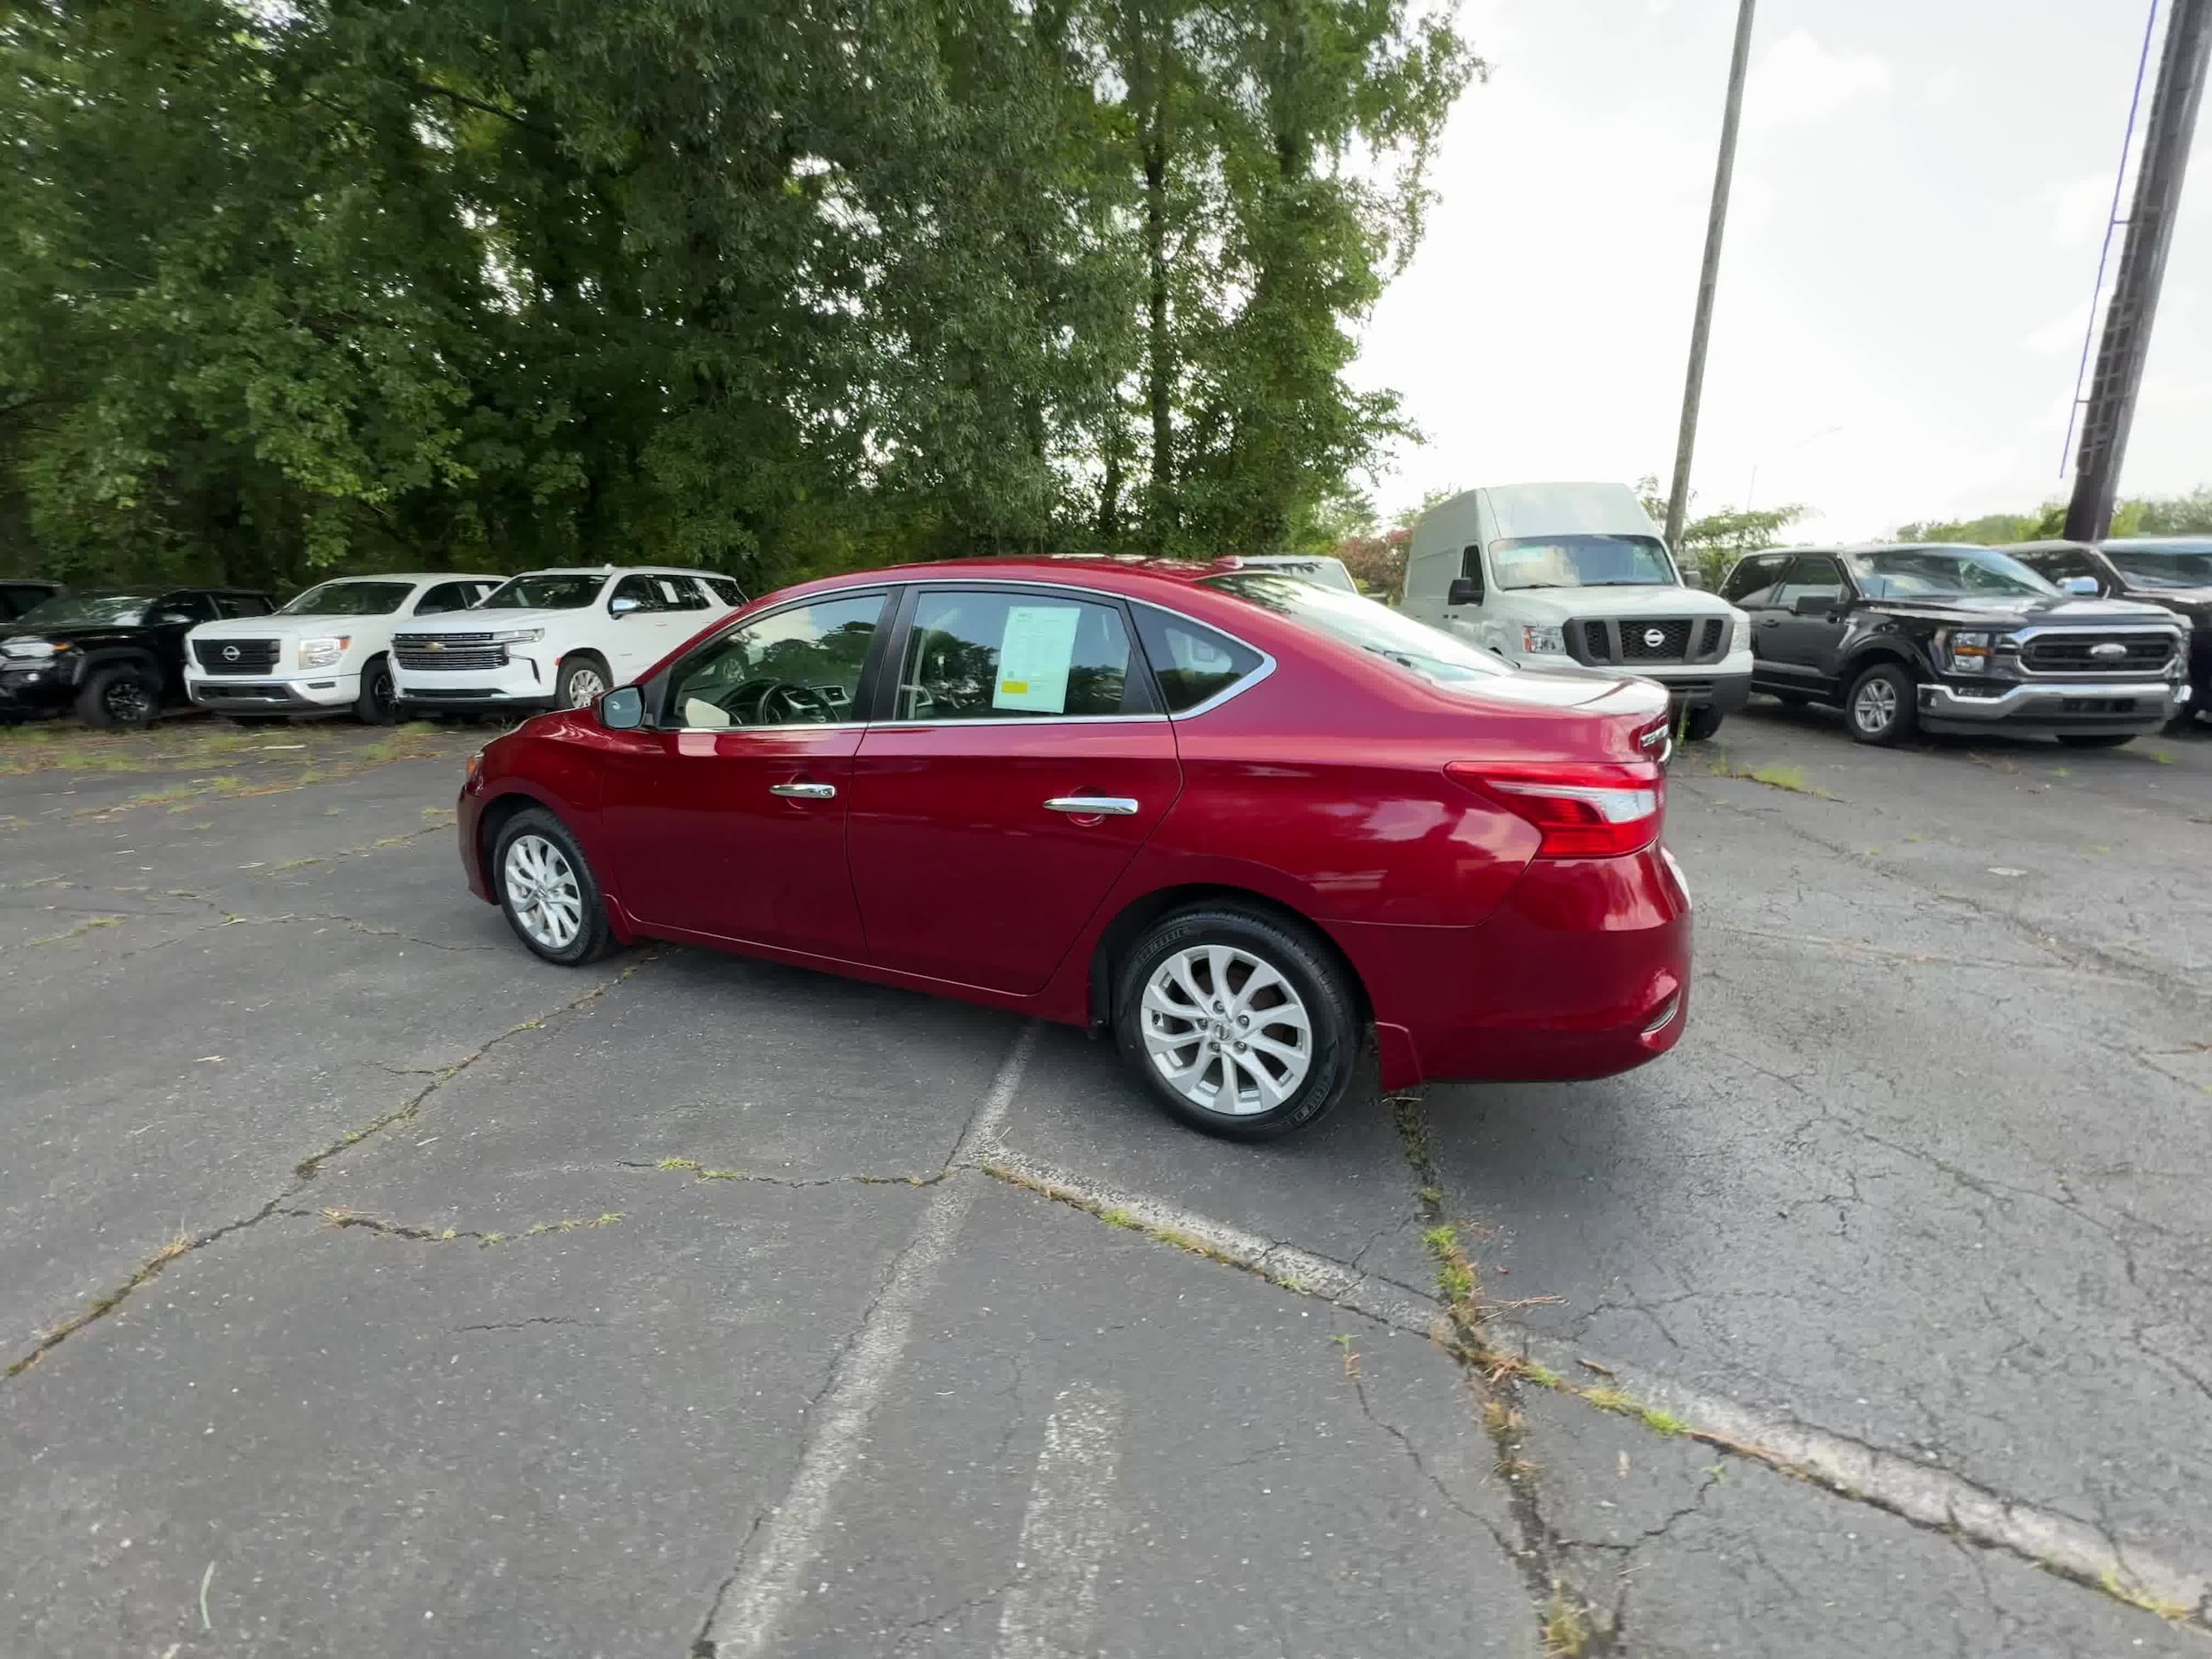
top-left (1665, 0), bottom-right (1758, 552)
top-left (2066, 0), bottom-right (2211, 542)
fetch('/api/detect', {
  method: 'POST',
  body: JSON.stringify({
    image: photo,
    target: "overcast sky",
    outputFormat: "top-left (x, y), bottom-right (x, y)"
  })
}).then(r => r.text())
top-left (1354, 0), bottom-right (2212, 541)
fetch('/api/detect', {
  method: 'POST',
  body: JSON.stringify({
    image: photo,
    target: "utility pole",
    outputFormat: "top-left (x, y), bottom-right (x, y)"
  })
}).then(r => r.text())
top-left (2066, 0), bottom-right (2212, 542)
top-left (1664, 0), bottom-right (1758, 552)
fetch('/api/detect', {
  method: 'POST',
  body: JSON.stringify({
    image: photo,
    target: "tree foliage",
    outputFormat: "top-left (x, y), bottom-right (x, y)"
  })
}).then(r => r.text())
top-left (1634, 477), bottom-right (1805, 586)
top-left (1, 0), bottom-right (1478, 592)
top-left (1896, 488), bottom-right (2212, 545)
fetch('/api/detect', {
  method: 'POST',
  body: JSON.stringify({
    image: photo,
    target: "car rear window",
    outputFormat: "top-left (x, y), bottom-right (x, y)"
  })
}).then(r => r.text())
top-left (1132, 606), bottom-right (1265, 712)
top-left (1199, 572), bottom-right (1513, 690)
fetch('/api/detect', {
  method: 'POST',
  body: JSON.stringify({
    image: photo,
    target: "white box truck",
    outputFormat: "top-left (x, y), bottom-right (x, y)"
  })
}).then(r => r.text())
top-left (1401, 481), bottom-right (1751, 740)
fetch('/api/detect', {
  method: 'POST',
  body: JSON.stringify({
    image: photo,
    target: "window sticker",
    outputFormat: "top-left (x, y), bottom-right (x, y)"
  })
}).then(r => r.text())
top-left (992, 604), bottom-right (1082, 712)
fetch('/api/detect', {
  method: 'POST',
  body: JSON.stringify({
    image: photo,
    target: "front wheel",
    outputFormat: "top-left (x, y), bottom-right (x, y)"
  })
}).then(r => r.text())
top-left (2056, 733), bottom-right (2134, 749)
top-left (1682, 705), bottom-right (1725, 742)
top-left (77, 664), bottom-right (159, 730)
top-left (353, 654), bottom-right (398, 724)
top-left (1114, 907), bottom-right (1361, 1141)
top-left (492, 807), bottom-right (614, 965)
top-left (556, 654), bottom-right (611, 710)
top-left (1845, 662), bottom-right (1916, 747)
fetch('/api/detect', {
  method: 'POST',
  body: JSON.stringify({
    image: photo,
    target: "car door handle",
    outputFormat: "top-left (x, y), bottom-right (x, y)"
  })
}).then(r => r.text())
top-left (1044, 795), bottom-right (1140, 817)
top-left (1758, 617), bottom-right (1783, 627)
top-left (770, 781), bottom-right (837, 800)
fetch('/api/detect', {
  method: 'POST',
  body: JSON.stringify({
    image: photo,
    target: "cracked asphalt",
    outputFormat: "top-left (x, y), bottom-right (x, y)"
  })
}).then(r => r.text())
top-left (2, 709), bottom-right (2207, 1657)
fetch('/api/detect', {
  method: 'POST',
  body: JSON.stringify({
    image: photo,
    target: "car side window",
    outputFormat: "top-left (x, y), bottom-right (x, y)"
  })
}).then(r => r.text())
top-left (611, 573), bottom-right (669, 612)
top-left (1132, 606), bottom-right (1265, 713)
top-left (1723, 554), bottom-right (1786, 605)
top-left (158, 593), bottom-right (218, 624)
top-left (702, 575), bottom-right (745, 607)
top-left (213, 593), bottom-right (269, 618)
top-left (898, 589), bottom-right (1136, 721)
top-left (665, 593), bottom-right (887, 728)
top-left (657, 575), bottom-right (710, 611)
top-left (2022, 548), bottom-right (2100, 588)
top-left (1457, 546), bottom-right (1485, 598)
top-left (413, 581), bottom-right (475, 616)
top-left (1772, 557), bottom-right (1845, 612)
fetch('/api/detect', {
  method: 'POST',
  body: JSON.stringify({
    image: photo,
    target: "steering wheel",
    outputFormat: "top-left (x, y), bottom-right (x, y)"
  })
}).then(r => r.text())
top-left (727, 680), bottom-right (834, 726)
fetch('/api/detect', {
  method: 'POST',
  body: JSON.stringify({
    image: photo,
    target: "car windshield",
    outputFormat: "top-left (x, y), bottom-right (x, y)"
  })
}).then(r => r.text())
top-left (12, 593), bottom-right (157, 629)
top-left (2103, 540), bottom-right (2212, 589)
top-left (1239, 557), bottom-right (1359, 594)
top-left (278, 580), bottom-right (416, 617)
top-left (1489, 534), bottom-right (1677, 590)
top-left (1845, 547), bottom-right (2056, 600)
top-left (1202, 572), bottom-right (1513, 685)
top-left (479, 573), bottom-right (604, 610)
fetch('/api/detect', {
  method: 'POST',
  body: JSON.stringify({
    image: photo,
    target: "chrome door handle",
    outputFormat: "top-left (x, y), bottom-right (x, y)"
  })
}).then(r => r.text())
top-left (1044, 795), bottom-right (1140, 816)
top-left (770, 781), bottom-right (837, 800)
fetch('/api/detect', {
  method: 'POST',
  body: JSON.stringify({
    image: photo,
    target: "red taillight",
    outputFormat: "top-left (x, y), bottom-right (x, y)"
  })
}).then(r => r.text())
top-left (1445, 760), bottom-right (1665, 858)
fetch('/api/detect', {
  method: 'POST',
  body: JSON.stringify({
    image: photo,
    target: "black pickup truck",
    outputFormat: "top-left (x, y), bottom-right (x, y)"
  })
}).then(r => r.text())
top-left (1721, 543), bottom-right (2190, 748)
top-left (0, 588), bottom-right (276, 727)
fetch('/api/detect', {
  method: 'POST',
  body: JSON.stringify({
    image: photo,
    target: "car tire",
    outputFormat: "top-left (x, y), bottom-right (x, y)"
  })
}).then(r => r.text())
top-left (353, 654), bottom-right (399, 724)
top-left (2056, 733), bottom-right (2135, 749)
top-left (1683, 706), bottom-right (1725, 741)
top-left (492, 807), bottom-right (614, 966)
top-left (1844, 662), bottom-right (1916, 747)
top-left (556, 653), bottom-right (612, 711)
top-left (1113, 905), bottom-right (1362, 1141)
top-left (76, 664), bottom-right (160, 730)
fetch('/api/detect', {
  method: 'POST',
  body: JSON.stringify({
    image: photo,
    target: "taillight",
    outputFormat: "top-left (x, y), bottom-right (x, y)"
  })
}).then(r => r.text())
top-left (1445, 760), bottom-right (1665, 858)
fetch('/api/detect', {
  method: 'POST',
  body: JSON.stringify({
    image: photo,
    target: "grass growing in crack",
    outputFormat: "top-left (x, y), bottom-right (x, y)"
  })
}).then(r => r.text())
top-left (26, 914), bottom-right (126, 947)
top-left (1542, 1583), bottom-right (1592, 1657)
top-left (1584, 1385), bottom-right (1686, 1436)
top-left (1099, 1205), bottom-right (1140, 1229)
top-left (657, 1156), bottom-right (749, 1181)
top-left (2098, 1568), bottom-right (2194, 1623)
top-left (320, 1206), bottom-right (622, 1246)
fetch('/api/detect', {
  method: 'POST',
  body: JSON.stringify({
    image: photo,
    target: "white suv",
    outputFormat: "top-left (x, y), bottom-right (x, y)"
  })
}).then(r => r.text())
top-left (186, 572), bottom-right (503, 722)
top-left (389, 566), bottom-right (742, 715)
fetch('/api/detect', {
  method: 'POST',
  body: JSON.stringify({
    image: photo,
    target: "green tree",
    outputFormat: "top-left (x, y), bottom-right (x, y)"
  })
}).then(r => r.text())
top-left (1635, 477), bottom-right (1806, 586)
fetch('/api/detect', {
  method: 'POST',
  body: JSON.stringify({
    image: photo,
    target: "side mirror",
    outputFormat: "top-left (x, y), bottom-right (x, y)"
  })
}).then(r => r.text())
top-left (2059, 575), bottom-right (2101, 596)
top-left (609, 596), bottom-right (642, 617)
top-left (597, 686), bottom-right (645, 730)
top-left (1791, 591), bottom-right (1839, 617)
top-left (1682, 568), bottom-right (1707, 590)
top-left (1446, 578), bottom-right (1483, 608)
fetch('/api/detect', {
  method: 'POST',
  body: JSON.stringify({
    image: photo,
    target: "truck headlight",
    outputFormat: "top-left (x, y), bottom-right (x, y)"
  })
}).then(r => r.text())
top-left (3, 638), bottom-right (60, 659)
top-left (1944, 630), bottom-right (1993, 674)
top-left (1520, 624), bottom-right (1567, 656)
top-left (488, 627), bottom-right (544, 645)
top-left (298, 635), bottom-right (350, 669)
top-left (1730, 615), bottom-right (1749, 653)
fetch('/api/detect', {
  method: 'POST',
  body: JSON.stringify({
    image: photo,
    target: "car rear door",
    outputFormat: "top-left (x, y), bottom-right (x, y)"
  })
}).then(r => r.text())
top-left (844, 584), bottom-right (1182, 995)
top-left (595, 589), bottom-right (895, 954)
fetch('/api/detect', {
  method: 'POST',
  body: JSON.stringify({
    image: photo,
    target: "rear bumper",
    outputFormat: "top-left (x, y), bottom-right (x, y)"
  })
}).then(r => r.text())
top-left (1917, 676), bottom-right (2186, 734)
top-left (1339, 844), bottom-right (1693, 1089)
top-left (187, 672), bottom-right (359, 710)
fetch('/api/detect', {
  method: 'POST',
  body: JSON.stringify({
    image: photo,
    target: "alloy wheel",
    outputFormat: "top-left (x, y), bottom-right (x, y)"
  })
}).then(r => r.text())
top-left (1139, 944), bottom-right (1313, 1116)
top-left (367, 666), bottom-right (396, 718)
top-left (562, 666), bottom-right (607, 709)
top-left (104, 678), bottom-right (153, 726)
top-left (503, 833), bottom-right (583, 950)
top-left (1853, 677), bottom-right (1897, 736)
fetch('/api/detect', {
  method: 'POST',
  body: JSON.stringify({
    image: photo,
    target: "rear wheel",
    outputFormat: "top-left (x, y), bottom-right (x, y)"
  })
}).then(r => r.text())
top-left (353, 653), bottom-right (398, 724)
top-left (2056, 733), bottom-right (2134, 749)
top-left (1845, 662), bottom-right (1916, 746)
top-left (556, 653), bottom-right (611, 710)
top-left (1114, 906), bottom-right (1361, 1141)
top-left (1682, 705), bottom-right (1724, 741)
top-left (492, 807), bottom-right (613, 965)
top-left (77, 664), bottom-right (159, 730)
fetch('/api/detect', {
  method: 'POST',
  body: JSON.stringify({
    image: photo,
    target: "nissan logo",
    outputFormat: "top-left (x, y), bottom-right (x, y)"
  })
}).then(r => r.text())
top-left (221, 644), bottom-right (240, 662)
top-left (2090, 641), bottom-right (2127, 660)
top-left (1642, 628), bottom-right (1667, 649)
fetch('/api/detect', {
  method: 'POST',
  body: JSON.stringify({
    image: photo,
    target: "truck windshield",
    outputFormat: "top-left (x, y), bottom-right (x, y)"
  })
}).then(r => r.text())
top-left (480, 574), bottom-right (605, 610)
top-left (2102, 540), bottom-right (2212, 590)
top-left (278, 580), bottom-right (415, 617)
top-left (13, 593), bottom-right (157, 628)
top-left (1844, 548), bottom-right (2055, 600)
top-left (1489, 535), bottom-right (1676, 590)
top-left (1202, 572), bottom-right (1512, 685)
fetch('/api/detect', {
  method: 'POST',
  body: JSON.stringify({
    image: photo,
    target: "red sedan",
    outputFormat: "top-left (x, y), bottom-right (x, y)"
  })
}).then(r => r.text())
top-left (457, 559), bottom-right (1691, 1138)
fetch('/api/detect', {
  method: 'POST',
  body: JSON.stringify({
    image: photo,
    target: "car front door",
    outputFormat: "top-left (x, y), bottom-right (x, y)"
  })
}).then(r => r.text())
top-left (844, 584), bottom-right (1182, 995)
top-left (1723, 554), bottom-right (1791, 686)
top-left (1764, 556), bottom-right (1852, 691)
top-left (595, 589), bottom-right (894, 955)
top-left (150, 592), bottom-right (218, 695)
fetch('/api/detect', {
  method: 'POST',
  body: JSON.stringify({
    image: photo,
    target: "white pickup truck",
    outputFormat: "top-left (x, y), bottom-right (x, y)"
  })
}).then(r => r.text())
top-left (389, 566), bottom-right (741, 716)
top-left (1400, 482), bottom-right (1751, 740)
top-left (185, 572), bottom-right (503, 723)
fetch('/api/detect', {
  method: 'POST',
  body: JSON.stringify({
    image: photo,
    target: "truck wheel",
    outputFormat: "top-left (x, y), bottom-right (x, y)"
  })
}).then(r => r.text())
top-left (1683, 706), bottom-right (1724, 741)
top-left (77, 665), bottom-right (160, 730)
top-left (1845, 662), bottom-right (1916, 747)
top-left (353, 654), bottom-right (399, 724)
top-left (556, 653), bottom-right (611, 710)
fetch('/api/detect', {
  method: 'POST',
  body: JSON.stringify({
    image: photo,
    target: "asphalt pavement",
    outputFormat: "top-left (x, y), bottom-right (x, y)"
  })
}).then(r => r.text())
top-left (2, 706), bottom-right (2207, 1657)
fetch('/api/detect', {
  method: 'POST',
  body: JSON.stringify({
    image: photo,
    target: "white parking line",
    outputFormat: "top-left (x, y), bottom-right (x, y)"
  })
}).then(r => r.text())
top-left (697, 1022), bottom-right (1039, 1659)
top-left (993, 1385), bottom-right (1125, 1659)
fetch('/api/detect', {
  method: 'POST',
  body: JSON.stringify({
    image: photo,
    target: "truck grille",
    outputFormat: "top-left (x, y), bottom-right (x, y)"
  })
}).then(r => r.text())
top-left (1575, 618), bottom-right (1714, 666)
top-left (2019, 634), bottom-right (2176, 675)
top-left (193, 638), bottom-right (280, 674)
top-left (394, 633), bottom-right (507, 672)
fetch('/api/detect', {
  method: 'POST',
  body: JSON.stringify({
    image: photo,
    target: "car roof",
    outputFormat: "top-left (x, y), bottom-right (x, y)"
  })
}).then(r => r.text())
top-left (503, 565), bottom-right (728, 578)
top-left (303, 572), bottom-right (504, 584)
